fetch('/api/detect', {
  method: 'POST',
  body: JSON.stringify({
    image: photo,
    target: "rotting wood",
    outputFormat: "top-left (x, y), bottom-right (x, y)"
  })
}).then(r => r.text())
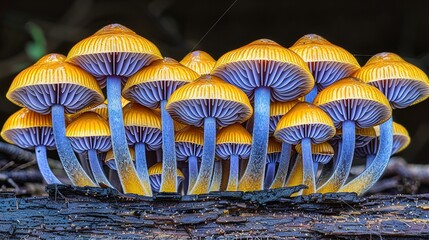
top-left (1, 184), bottom-right (429, 239)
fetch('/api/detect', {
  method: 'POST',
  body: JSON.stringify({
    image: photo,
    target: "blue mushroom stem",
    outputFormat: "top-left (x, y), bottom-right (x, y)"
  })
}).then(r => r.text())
top-left (318, 120), bottom-right (355, 193)
top-left (159, 99), bottom-right (177, 193)
top-left (187, 155), bottom-right (199, 193)
top-left (317, 141), bottom-right (341, 188)
top-left (301, 137), bottom-right (315, 194)
top-left (226, 154), bottom-right (240, 191)
top-left (107, 76), bottom-right (149, 195)
top-left (189, 117), bottom-right (216, 194)
top-left (365, 154), bottom-right (376, 168)
top-left (135, 142), bottom-right (152, 196)
top-left (35, 145), bottom-right (61, 184)
top-left (270, 142), bottom-right (291, 189)
top-left (264, 162), bottom-right (276, 189)
top-left (313, 162), bottom-right (319, 179)
top-left (239, 87), bottom-right (271, 191)
top-left (209, 160), bottom-right (222, 192)
top-left (51, 104), bottom-right (96, 187)
top-left (304, 86), bottom-right (318, 103)
top-left (339, 117), bottom-right (393, 194)
top-left (88, 149), bottom-right (113, 188)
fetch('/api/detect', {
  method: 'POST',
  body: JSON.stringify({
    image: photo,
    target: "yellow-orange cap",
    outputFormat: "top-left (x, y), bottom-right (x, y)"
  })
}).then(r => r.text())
top-left (267, 137), bottom-right (282, 154)
top-left (180, 50), bottom-right (216, 75)
top-left (148, 162), bottom-right (184, 179)
top-left (175, 126), bottom-right (204, 146)
top-left (123, 102), bottom-right (161, 130)
top-left (216, 123), bottom-right (252, 146)
top-left (66, 112), bottom-right (110, 138)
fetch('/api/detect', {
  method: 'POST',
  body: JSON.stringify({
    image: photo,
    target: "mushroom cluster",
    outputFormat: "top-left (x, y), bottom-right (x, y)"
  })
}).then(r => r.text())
top-left (2, 24), bottom-right (428, 196)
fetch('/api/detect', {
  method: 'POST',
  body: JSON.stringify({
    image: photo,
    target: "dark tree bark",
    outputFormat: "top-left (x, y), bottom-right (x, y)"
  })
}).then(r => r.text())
top-left (1, 184), bottom-right (429, 239)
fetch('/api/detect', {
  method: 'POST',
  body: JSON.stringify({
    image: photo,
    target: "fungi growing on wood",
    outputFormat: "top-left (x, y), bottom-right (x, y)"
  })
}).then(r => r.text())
top-left (148, 162), bottom-right (184, 193)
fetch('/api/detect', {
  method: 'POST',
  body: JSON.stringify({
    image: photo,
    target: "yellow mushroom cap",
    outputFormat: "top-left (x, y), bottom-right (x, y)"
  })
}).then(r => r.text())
top-left (212, 39), bottom-right (314, 102)
top-left (353, 52), bottom-right (429, 108)
top-left (122, 57), bottom-right (200, 108)
top-left (148, 162), bottom-right (185, 179)
top-left (175, 126), bottom-right (204, 146)
top-left (295, 141), bottom-right (334, 164)
top-left (374, 121), bottom-right (411, 154)
top-left (7, 53), bottom-right (104, 114)
top-left (332, 126), bottom-right (377, 148)
top-left (180, 50), bottom-right (216, 75)
top-left (152, 108), bottom-right (188, 132)
top-left (166, 75), bottom-right (253, 127)
top-left (123, 102), bottom-right (161, 130)
top-left (1, 108), bottom-right (55, 149)
top-left (67, 97), bottom-right (130, 121)
top-left (269, 100), bottom-right (301, 135)
top-left (274, 102), bottom-right (335, 144)
top-left (66, 24), bottom-right (162, 87)
top-left (314, 77), bottom-right (392, 128)
top-left (216, 123), bottom-right (252, 146)
top-left (267, 137), bottom-right (282, 154)
top-left (289, 34), bottom-right (360, 89)
top-left (66, 111), bottom-right (110, 138)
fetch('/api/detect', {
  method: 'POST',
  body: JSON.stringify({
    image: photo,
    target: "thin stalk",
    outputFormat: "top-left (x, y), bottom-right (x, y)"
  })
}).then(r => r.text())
top-left (35, 145), bottom-right (61, 184)
top-left (159, 99), bottom-right (177, 192)
top-left (301, 137), bottom-right (315, 194)
top-left (88, 149), bottom-right (113, 188)
top-left (209, 160), bottom-right (222, 192)
top-left (264, 162), bottom-right (276, 189)
top-left (270, 142), bottom-right (291, 189)
top-left (135, 142), bottom-right (152, 195)
top-left (226, 154), bottom-right (239, 191)
top-left (317, 141), bottom-right (341, 188)
top-left (304, 86), bottom-right (318, 103)
top-left (187, 155), bottom-right (198, 193)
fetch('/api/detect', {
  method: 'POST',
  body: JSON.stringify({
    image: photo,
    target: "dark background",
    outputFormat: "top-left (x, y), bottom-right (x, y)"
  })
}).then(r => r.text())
top-left (1, 0), bottom-right (428, 163)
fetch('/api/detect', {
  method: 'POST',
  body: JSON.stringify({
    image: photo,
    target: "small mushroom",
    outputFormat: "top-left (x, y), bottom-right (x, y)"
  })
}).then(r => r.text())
top-left (289, 34), bottom-right (360, 102)
top-left (167, 75), bottom-right (252, 194)
top-left (212, 39), bottom-right (314, 191)
top-left (295, 142), bottom-right (334, 180)
top-left (1, 108), bottom-right (61, 184)
top-left (216, 123), bottom-right (252, 191)
top-left (7, 53), bottom-right (104, 187)
top-left (123, 57), bottom-right (199, 193)
top-left (274, 102), bottom-right (335, 194)
top-left (67, 24), bottom-right (162, 195)
top-left (66, 112), bottom-right (113, 188)
top-left (175, 126), bottom-right (204, 193)
top-left (180, 50), bottom-right (216, 75)
top-left (265, 138), bottom-right (282, 189)
top-left (148, 162), bottom-right (184, 193)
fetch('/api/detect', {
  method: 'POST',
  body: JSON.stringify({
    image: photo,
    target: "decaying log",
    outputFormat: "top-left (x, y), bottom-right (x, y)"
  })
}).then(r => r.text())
top-left (1, 184), bottom-right (429, 239)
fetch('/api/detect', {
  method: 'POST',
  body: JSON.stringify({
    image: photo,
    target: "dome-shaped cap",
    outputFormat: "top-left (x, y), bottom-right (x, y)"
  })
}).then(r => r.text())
top-left (269, 100), bottom-right (301, 135)
top-left (175, 126), bottom-right (204, 161)
top-left (295, 141), bottom-right (334, 164)
top-left (314, 77), bottom-right (391, 128)
top-left (166, 75), bottom-right (253, 127)
top-left (180, 50), bottom-right (216, 75)
top-left (148, 162), bottom-right (185, 192)
top-left (123, 57), bottom-right (200, 108)
top-left (67, 24), bottom-right (162, 87)
top-left (123, 102), bottom-right (162, 149)
top-left (68, 97), bottom-right (130, 121)
top-left (7, 53), bottom-right (104, 114)
top-left (216, 123), bottom-right (252, 160)
top-left (274, 102), bottom-right (335, 144)
top-left (266, 137), bottom-right (282, 163)
top-left (212, 39), bottom-right (314, 102)
top-left (104, 147), bottom-right (135, 170)
top-left (66, 112), bottom-right (111, 152)
top-left (353, 52), bottom-right (429, 109)
top-left (374, 121), bottom-right (410, 154)
top-left (1, 108), bottom-right (55, 149)
top-left (290, 34), bottom-right (360, 90)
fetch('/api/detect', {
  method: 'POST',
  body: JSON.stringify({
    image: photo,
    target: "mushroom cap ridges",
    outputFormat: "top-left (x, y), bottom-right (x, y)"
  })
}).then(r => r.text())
top-left (180, 50), bottom-right (216, 75)
top-left (148, 162), bottom-right (185, 179)
top-left (122, 102), bottom-right (161, 130)
top-left (175, 126), bottom-right (204, 145)
top-left (314, 77), bottom-right (391, 128)
top-left (166, 75), bottom-right (253, 127)
top-left (66, 112), bottom-right (110, 138)
top-left (216, 123), bottom-right (252, 145)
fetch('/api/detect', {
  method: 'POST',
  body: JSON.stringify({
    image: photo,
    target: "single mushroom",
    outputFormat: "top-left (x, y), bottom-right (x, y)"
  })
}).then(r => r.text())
top-left (268, 100), bottom-right (300, 189)
top-left (314, 77), bottom-right (391, 193)
top-left (216, 123), bottom-right (252, 191)
top-left (264, 137), bottom-right (282, 189)
top-left (123, 102), bottom-right (163, 196)
top-left (212, 39), bottom-right (314, 191)
top-left (148, 162), bottom-right (184, 193)
top-left (274, 102), bottom-right (335, 194)
top-left (295, 142), bottom-right (334, 180)
top-left (66, 112), bottom-right (113, 188)
top-left (289, 34), bottom-right (360, 103)
top-left (340, 53), bottom-right (429, 194)
top-left (123, 57), bottom-right (199, 193)
top-left (67, 24), bottom-right (162, 194)
top-left (1, 108), bottom-right (61, 184)
top-left (6, 53), bottom-right (104, 187)
top-left (180, 50), bottom-right (216, 75)
top-left (166, 75), bottom-right (252, 194)
top-left (175, 126), bottom-right (204, 193)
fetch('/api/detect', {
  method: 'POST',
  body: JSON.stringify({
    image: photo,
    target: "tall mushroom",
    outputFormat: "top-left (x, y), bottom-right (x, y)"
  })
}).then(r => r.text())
top-left (123, 57), bottom-right (199, 193)
top-left (66, 24), bottom-right (162, 194)
top-left (340, 53), bottom-right (429, 194)
top-left (7, 53), bottom-right (104, 187)
top-left (148, 162), bottom-right (184, 193)
top-left (314, 77), bottom-right (391, 193)
top-left (1, 108), bottom-right (61, 184)
top-left (66, 112), bottom-right (113, 188)
top-left (180, 50), bottom-right (216, 75)
top-left (289, 34), bottom-right (360, 103)
top-left (216, 123), bottom-right (252, 191)
top-left (274, 102), bottom-right (335, 194)
top-left (212, 39), bottom-right (314, 191)
top-left (166, 75), bottom-right (252, 194)
top-left (175, 126), bottom-right (204, 193)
